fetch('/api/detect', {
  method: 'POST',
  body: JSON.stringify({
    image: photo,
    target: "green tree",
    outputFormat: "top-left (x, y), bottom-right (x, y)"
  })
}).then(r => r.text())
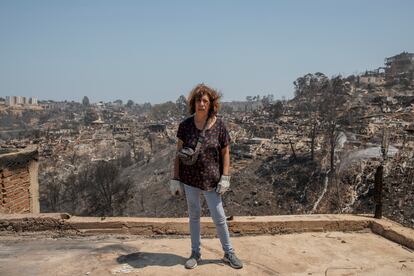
top-left (267, 100), bottom-right (284, 119)
top-left (83, 108), bottom-right (98, 125)
top-left (82, 96), bottom-right (90, 106)
top-left (150, 101), bottom-right (178, 121)
top-left (113, 99), bottom-right (123, 105)
top-left (142, 102), bottom-right (152, 112)
top-left (126, 100), bottom-right (134, 108)
top-left (293, 72), bottom-right (328, 99)
top-left (176, 95), bottom-right (188, 116)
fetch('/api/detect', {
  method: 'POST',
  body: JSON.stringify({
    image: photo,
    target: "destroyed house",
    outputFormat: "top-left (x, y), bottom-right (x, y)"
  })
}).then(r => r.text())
top-left (147, 124), bottom-right (166, 133)
top-left (112, 124), bottom-right (130, 134)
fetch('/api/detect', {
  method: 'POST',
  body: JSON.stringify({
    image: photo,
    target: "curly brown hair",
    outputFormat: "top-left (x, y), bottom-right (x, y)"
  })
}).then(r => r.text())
top-left (187, 83), bottom-right (221, 117)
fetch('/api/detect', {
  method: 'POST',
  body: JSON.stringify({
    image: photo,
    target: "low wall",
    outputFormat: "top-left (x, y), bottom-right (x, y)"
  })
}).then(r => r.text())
top-left (0, 148), bottom-right (39, 214)
top-left (0, 214), bottom-right (412, 250)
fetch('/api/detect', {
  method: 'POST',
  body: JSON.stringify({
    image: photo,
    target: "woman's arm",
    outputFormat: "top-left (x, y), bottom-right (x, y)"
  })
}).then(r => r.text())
top-left (221, 145), bottom-right (230, 176)
top-left (173, 139), bottom-right (183, 180)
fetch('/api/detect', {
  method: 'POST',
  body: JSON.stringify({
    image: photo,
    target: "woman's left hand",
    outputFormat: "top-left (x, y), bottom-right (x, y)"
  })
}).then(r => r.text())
top-left (216, 175), bottom-right (231, 195)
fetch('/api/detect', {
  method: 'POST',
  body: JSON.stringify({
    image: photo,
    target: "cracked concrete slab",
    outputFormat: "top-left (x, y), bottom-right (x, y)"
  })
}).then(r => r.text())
top-left (1, 214), bottom-right (413, 275)
top-left (0, 231), bottom-right (413, 275)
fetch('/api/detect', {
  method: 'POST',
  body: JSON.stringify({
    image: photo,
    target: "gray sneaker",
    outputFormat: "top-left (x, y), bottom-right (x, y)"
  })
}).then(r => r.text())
top-left (223, 252), bottom-right (243, 269)
top-left (185, 251), bottom-right (201, 269)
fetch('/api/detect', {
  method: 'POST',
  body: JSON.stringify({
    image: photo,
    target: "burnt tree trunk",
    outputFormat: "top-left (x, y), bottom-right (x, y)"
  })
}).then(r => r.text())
top-left (329, 123), bottom-right (336, 172)
top-left (374, 165), bottom-right (384, 219)
top-left (289, 139), bottom-right (297, 161)
top-left (310, 122), bottom-right (317, 161)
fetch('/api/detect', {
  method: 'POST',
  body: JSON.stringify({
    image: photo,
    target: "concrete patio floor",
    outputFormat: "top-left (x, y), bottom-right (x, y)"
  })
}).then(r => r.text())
top-left (0, 230), bottom-right (413, 276)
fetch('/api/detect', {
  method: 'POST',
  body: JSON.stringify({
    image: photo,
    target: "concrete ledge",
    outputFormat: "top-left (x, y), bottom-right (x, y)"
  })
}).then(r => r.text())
top-left (370, 219), bottom-right (414, 250)
top-left (0, 213), bottom-right (74, 232)
top-left (0, 147), bottom-right (38, 169)
top-left (0, 213), bottom-right (413, 250)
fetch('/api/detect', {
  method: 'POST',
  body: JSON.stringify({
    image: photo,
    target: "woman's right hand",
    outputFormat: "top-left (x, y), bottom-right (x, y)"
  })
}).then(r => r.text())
top-left (169, 179), bottom-right (184, 197)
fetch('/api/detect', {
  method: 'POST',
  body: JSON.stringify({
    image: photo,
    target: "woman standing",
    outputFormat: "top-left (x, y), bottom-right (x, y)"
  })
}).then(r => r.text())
top-left (170, 84), bottom-right (243, 269)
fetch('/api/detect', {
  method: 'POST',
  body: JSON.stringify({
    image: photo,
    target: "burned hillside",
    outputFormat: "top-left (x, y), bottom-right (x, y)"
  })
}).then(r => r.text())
top-left (1, 52), bottom-right (413, 228)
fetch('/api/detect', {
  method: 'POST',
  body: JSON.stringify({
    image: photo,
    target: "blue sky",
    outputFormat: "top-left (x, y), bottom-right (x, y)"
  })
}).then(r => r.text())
top-left (0, 0), bottom-right (413, 104)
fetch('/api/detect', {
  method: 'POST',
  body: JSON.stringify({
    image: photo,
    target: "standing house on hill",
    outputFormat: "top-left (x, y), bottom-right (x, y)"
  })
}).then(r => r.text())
top-left (385, 52), bottom-right (414, 85)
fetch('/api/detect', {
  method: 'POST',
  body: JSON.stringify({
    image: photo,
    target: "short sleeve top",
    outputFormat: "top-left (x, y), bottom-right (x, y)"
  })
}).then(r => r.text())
top-left (177, 116), bottom-right (231, 191)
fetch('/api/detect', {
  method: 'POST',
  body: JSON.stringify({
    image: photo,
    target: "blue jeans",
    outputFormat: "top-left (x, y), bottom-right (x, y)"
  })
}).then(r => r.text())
top-left (184, 184), bottom-right (234, 255)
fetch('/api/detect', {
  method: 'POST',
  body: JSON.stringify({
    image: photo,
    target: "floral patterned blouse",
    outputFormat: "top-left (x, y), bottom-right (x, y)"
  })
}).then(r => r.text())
top-left (177, 116), bottom-right (231, 191)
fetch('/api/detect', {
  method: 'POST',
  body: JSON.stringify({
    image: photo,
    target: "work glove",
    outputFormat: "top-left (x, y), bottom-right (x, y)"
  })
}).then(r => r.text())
top-left (216, 175), bottom-right (231, 195)
top-left (169, 179), bottom-right (184, 197)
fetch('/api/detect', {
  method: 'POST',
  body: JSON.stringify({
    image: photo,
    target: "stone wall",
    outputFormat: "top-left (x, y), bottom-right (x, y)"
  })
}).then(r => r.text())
top-left (0, 148), bottom-right (39, 214)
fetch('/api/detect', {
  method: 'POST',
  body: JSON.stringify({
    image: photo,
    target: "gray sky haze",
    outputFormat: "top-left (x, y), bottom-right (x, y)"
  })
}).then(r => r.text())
top-left (0, 0), bottom-right (413, 103)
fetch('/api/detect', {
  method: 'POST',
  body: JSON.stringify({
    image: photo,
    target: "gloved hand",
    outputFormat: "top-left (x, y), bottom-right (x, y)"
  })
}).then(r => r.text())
top-left (216, 175), bottom-right (231, 195)
top-left (169, 179), bottom-right (184, 196)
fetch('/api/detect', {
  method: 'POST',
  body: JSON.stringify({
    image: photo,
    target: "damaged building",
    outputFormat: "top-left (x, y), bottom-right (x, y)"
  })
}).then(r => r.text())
top-left (385, 52), bottom-right (414, 85)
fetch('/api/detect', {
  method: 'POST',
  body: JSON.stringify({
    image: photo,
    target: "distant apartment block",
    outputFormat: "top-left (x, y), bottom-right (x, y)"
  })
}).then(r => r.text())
top-left (6, 96), bottom-right (16, 106)
top-left (29, 97), bottom-right (38, 105)
top-left (16, 96), bottom-right (24, 105)
top-left (5, 96), bottom-right (38, 106)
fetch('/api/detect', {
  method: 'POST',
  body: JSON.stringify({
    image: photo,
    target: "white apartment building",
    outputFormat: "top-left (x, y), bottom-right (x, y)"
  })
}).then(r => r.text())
top-left (6, 96), bottom-right (17, 106)
top-left (5, 96), bottom-right (38, 106)
top-left (29, 97), bottom-right (38, 105)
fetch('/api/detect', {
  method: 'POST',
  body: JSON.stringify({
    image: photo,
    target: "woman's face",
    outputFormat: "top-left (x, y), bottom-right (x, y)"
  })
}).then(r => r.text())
top-left (195, 94), bottom-right (210, 115)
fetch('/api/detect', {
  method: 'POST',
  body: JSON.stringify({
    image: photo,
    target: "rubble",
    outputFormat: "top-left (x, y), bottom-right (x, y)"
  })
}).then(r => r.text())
top-left (0, 53), bottom-right (413, 227)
